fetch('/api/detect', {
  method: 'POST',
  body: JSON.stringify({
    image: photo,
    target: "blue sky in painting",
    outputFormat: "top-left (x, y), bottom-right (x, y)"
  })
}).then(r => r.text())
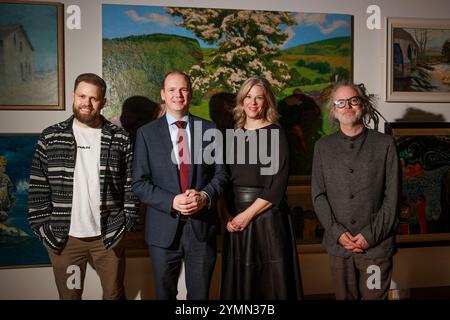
top-left (0, 3), bottom-right (58, 72)
top-left (102, 4), bottom-right (352, 49)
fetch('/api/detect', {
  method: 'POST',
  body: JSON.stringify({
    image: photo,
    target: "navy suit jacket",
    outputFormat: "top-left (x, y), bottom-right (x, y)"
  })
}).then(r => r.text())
top-left (132, 114), bottom-right (227, 248)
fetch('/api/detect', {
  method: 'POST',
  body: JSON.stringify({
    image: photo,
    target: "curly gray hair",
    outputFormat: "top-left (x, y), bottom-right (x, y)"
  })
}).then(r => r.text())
top-left (328, 81), bottom-right (382, 130)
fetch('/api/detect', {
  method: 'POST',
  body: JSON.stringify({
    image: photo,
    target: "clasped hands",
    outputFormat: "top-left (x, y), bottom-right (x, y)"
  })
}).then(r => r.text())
top-left (339, 232), bottom-right (369, 253)
top-left (172, 189), bottom-right (207, 216)
top-left (226, 211), bottom-right (253, 233)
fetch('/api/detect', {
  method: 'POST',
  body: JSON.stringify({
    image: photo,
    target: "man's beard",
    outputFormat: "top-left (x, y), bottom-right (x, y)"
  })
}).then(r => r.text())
top-left (73, 105), bottom-right (101, 126)
top-left (335, 110), bottom-right (362, 126)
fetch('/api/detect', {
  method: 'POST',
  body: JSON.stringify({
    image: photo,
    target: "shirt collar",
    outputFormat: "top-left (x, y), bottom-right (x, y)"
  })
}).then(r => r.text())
top-left (338, 126), bottom-right (367, 141)
top-left (165, 112), bottom-right (189, 127)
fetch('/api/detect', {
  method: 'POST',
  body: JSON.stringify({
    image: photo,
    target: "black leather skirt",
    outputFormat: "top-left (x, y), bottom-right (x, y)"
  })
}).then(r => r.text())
top-left (220, 186), bottom-right (303, 300)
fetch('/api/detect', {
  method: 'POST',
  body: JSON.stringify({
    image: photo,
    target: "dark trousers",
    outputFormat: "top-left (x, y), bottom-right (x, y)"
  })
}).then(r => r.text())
top-left (149, 220), bottom-right (216, 300)
top-left (329, 254), bottom-right (393, 300)
top-left (47, 236), bottom-right (126, 300)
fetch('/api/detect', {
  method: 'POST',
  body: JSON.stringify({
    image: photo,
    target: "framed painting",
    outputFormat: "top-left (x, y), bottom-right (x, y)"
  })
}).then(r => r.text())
top-left (386, 17), bottom-right (450, 102)
top-left (102, 4), bottom-right (353, 179)
top-left (286, 184), bottom-right (323, 245)
top-left (385, 122), bottom-right (450, 246)
top-left (0, 1), bottom-right (64, 110)
top-left (0, 134), bottom-right (51, 268)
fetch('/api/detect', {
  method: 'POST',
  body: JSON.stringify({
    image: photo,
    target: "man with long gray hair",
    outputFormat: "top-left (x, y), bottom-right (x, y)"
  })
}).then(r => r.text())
top-left (311, 81), bottom-right (400, 300)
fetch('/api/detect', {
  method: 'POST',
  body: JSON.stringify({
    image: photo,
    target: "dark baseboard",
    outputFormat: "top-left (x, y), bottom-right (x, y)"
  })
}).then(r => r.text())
top-left (409, 286), bottom-right (450, 299)
top-left (304, 286), bottom-right (450, 300)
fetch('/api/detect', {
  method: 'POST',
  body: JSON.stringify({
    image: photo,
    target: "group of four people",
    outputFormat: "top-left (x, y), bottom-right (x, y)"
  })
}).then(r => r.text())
top-left (27, 71), bottom-right (399, 300)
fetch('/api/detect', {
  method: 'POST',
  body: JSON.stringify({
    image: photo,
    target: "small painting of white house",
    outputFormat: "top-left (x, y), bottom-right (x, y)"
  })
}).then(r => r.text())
top-left (0, 25), bottom-right (34, 85)
top-left (0, 3), bottom-right (61, 107)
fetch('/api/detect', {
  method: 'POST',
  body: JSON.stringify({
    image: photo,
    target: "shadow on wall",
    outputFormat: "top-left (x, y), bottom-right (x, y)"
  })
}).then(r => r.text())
top-left (209, 92), bottom-right (236, 132)
top-left (395, 107), bottom-right (446, 122)
top-left (120, 95), bottom-right (162, 142)
top-left (119, 96), bottom-right (162, 291)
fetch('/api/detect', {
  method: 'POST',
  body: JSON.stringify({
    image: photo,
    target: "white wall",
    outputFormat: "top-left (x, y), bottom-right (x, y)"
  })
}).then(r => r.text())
top-left (1, 0), bottom-right (450, 299)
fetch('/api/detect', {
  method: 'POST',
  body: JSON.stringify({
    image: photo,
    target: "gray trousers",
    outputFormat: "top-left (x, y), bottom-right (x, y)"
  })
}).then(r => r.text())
top-left (329, 254), bottom-right (393, 300)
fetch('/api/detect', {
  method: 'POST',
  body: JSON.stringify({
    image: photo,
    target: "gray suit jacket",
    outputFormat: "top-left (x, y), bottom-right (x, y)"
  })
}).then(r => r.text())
top-left (311, 128), bottom-right (399, 259)
top-left (132, 114), bottom-right (227, 248)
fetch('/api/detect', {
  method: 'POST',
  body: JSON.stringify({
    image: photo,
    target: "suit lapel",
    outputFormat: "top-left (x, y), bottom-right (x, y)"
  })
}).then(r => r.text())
top-left (188, 115), bottom-right (201, 189)
top-left (158, 117), bottom-right (181, 192)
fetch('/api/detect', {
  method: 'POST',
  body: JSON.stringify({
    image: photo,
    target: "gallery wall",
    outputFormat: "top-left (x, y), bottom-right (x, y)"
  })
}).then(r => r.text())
top-left (0, 0), bottom-right (449, 299)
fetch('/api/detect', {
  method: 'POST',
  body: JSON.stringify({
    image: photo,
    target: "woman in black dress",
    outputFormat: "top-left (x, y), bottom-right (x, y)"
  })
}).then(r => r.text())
top-left (220, 76), bottom-right (303, 300)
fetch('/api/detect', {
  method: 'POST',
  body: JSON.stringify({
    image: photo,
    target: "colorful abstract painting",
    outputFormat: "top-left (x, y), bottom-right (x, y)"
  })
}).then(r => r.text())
top-left (387, 123), bottom-right (450, 238)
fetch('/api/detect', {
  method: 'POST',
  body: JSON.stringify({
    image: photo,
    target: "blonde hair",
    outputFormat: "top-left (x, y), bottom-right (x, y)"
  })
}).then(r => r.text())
top-left (234, 77), bottom-right (279, 129)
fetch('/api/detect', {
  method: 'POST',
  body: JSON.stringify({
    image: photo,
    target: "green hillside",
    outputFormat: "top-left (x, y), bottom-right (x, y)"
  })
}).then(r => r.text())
top-left (101, 34), bottom-right (352, 124)
top-left (277, 36), bottom-right (352, 168)
top-left (111, 33), bottom-right (203, 61)
top-left (283, 36), bottom-right (352, 56)
top-left (281, 36), bottom-right (352, 72)
top-left (279, 36), bottom-right (352, 96)
top-left (102, 33), bottom-right (203, 121)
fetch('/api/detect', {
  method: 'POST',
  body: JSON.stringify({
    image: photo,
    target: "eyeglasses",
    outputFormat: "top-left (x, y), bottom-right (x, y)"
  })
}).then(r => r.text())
top-left (334, 96), bottom-right (361, 109)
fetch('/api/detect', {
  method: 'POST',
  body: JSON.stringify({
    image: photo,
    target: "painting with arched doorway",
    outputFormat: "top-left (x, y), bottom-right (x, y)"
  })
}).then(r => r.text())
top-left (387, 18), bottom-right (450, 102)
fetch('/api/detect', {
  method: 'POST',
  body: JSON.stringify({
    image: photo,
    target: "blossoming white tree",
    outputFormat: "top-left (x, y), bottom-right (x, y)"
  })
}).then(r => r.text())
top-left (166, 8), bottom-right (297, 95)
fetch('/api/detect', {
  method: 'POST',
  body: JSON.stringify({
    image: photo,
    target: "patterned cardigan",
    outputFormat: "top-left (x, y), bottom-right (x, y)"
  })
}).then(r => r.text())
top-left (28, 116), bottom-right (139, 253)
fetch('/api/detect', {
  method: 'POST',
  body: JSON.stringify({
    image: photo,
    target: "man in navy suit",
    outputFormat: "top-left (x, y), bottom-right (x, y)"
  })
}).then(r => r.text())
top-left (132, 71), bottom-right (227, 299)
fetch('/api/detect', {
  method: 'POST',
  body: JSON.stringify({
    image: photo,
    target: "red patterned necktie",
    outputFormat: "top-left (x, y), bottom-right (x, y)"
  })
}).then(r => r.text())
top-left (174, 120), bottom-right (190, 192)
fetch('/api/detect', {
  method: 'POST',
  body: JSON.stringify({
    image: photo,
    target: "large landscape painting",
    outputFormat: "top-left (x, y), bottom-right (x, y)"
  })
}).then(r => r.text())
top-left (102, 4), bottom-right (353, 176)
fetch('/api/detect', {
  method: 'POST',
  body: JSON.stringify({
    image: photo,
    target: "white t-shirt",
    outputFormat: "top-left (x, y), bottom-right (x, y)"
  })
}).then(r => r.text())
top-left (69, 121), bottom-right (102, 237)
